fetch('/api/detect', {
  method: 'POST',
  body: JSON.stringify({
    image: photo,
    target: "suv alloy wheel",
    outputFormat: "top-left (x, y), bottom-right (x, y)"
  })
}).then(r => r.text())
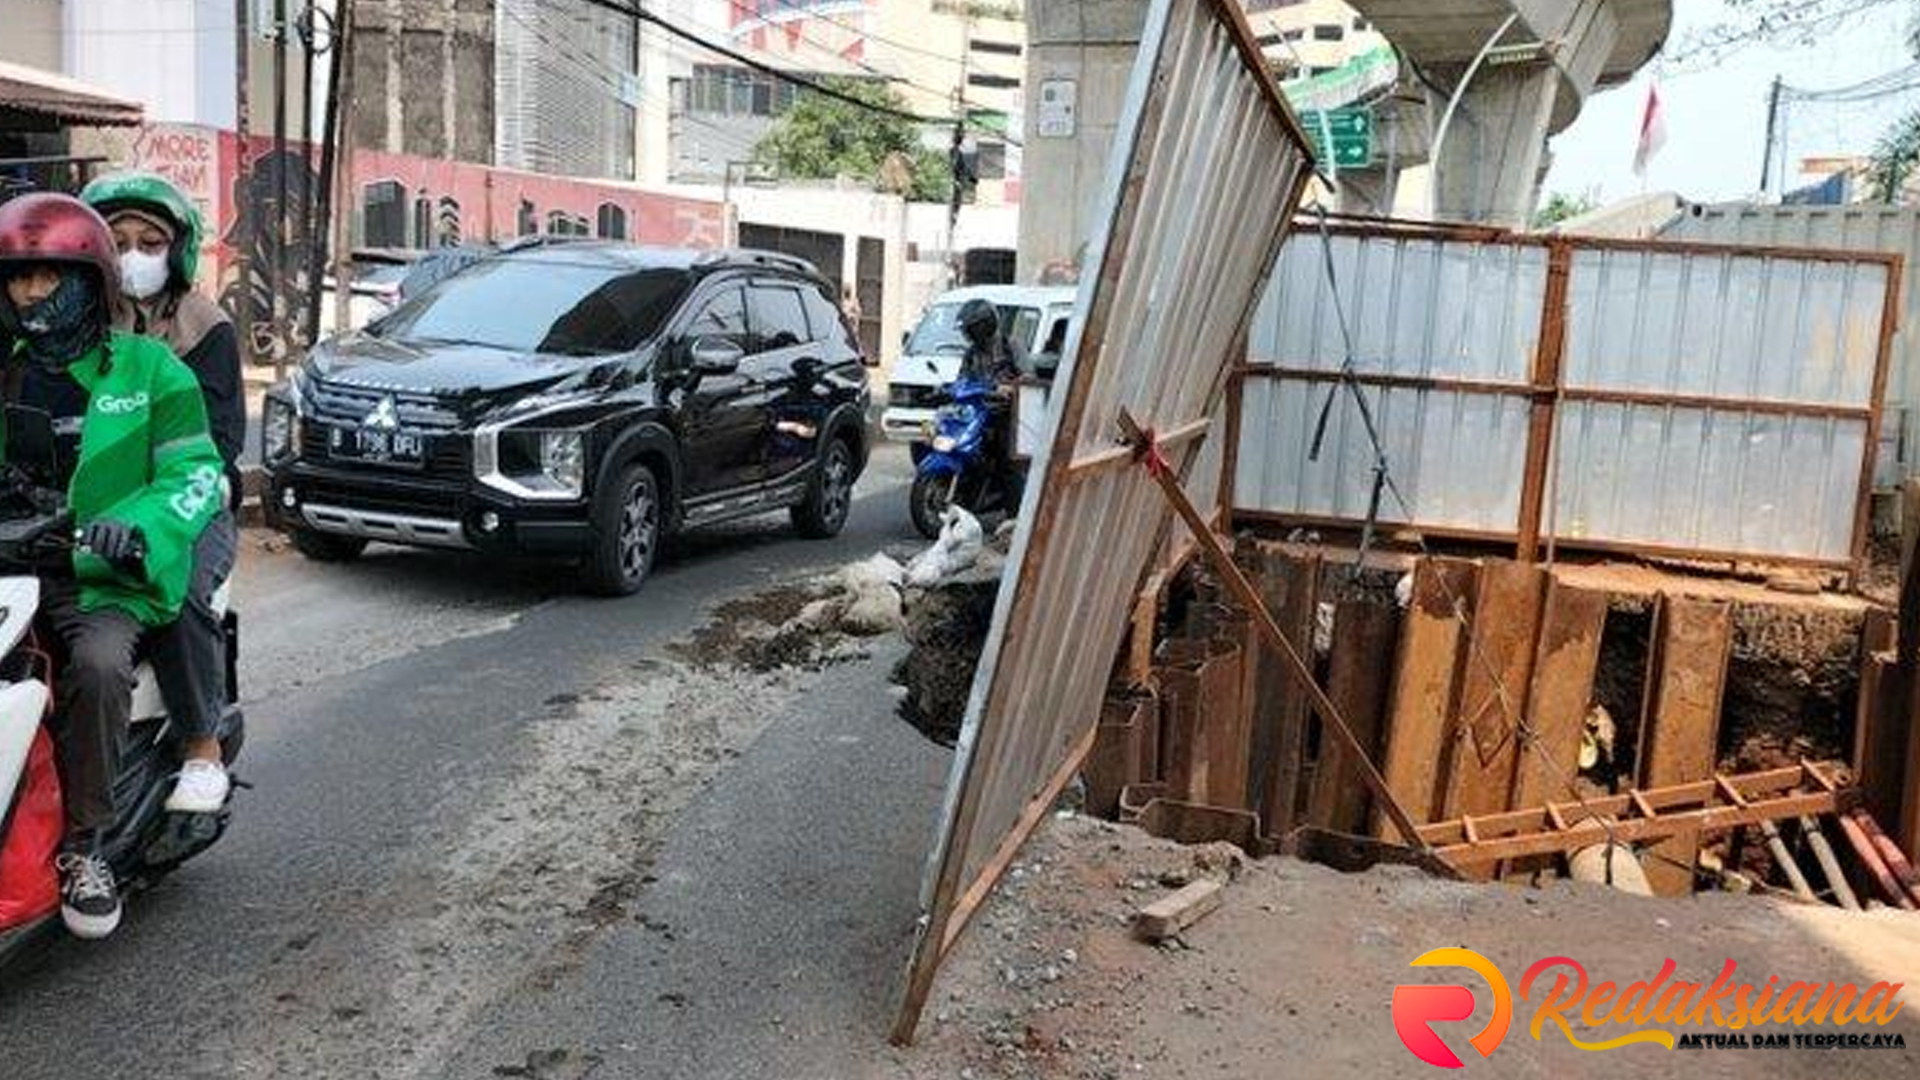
top-left (792, 438), bottom-right (854, 539)
top-left (584, 462), bottom-right (661, 596)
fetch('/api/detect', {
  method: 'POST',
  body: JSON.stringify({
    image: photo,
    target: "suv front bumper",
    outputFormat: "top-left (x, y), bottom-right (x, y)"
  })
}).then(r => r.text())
top-left (265, 461), bottom-right (593, 556)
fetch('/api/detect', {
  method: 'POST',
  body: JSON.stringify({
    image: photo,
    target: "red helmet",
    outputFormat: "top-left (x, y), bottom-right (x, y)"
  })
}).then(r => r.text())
top-left (0, 192), bottom-right (121, 297)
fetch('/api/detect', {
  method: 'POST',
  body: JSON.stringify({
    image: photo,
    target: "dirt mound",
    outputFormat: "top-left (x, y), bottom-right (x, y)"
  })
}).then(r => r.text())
top-left (893, 570), bottom-right (1002, 746)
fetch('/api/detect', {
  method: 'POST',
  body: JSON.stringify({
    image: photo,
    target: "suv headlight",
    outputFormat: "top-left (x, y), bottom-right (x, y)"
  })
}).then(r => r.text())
top-left (474, 427), bottom-right (587, 500)
top-left (263, 396), bottom-right (301, 461)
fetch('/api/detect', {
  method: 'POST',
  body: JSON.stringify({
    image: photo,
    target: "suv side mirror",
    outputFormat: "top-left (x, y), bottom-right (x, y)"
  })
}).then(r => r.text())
top-left (1033, 354), bottom-right (1060, 380)
top-left (690, 336), bottom-right (745, 374)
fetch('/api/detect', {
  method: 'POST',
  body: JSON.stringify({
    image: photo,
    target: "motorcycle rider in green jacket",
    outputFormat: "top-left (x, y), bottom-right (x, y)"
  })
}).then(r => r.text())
top-left (0, 193), bottom-right (223, 939)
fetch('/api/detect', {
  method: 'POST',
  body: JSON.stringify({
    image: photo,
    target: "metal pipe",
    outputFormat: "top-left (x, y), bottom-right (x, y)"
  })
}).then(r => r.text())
top-left (1836, 811), bottom-right (1918, 909)
top-left (1799, 815), bottom-right (1861, 910)
top-left (1426, 13), bottom-right (1519, 221)
top-left (1758, 819), bottom-right (1818, 902)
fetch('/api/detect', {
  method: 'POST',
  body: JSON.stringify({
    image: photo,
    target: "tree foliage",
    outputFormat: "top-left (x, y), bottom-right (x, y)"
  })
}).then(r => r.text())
top-left (1870, 108), bottom-right (1920, 203)
top-left (1667, 0), bottom-right (1914, 69)
top-left (1531, 190), bottom-right (1599, 230)
top-left (753, 77), bottom-right (951, 203)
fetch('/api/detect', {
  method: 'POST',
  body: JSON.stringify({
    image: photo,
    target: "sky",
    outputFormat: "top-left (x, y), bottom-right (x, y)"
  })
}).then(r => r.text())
top-left (1542, 0), bottom-right (1919, 204)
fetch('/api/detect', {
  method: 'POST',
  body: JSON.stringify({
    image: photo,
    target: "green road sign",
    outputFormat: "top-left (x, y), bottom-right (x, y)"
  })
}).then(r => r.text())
top-left (1300, 107), bottom-right (1373, 169)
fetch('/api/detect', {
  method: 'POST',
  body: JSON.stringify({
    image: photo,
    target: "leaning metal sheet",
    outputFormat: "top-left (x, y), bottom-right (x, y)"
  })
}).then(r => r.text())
top-left (893, 0), bottom-right (1313, 1041)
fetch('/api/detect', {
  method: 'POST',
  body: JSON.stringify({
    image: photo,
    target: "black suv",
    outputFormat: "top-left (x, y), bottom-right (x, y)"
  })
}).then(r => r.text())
top-left (261, 242), bottom-right (870, 594)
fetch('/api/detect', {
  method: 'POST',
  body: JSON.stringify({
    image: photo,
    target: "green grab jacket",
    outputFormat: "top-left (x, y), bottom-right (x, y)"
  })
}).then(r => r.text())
top-left (3, 331), bottom-right (223, 626)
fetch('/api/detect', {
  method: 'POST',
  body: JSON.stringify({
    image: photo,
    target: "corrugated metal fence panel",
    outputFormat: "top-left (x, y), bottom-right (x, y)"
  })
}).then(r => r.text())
top-left (1251, 231), bottom-right (1548, 380)
top-left (896, 0), bottom-right (1312, 1041)
top-left (1233, 223), bottom-right (1896, 566)
top-left (1554, 403), bottom-right (1866, 561)
top-left (1564, 246), bottom-right (1887, 406)
top-left (1661, 203), bottom-right (1920, 481)
top-left (1237, 226), bottom-right (1544, 534)
top-left (1237, 376), bottom-right (1530, 533)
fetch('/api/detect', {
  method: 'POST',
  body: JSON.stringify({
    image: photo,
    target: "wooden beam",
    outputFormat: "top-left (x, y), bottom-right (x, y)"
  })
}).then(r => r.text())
top-left (1307, 600), bottom-right (1401, 833)
top-left (1637, 595), bottom-right (1734, 896)
top-left (1441, 561), bottom-right (1547, 833)
top-left (1375, 557), bottom-right (1477, 838)
top-left (1515, 240), bottom-right (1570, 562)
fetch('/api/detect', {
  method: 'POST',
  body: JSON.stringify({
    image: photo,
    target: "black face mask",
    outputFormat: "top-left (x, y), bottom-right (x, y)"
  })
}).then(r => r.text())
top-left (2, 269), bottom-right (105, 374)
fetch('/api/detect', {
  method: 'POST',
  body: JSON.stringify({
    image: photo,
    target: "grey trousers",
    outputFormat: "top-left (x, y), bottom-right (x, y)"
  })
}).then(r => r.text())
top-left (150, 512), bottom-right (238, 743)
top-left (42, 578), bottom-right (140, 836)
top-left (42, 512), bottom-right (236, 836)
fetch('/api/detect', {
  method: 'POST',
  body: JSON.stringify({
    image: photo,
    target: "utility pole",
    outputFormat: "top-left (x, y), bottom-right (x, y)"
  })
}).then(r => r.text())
top-left (307, 1), bottom-right (344, 347)
top-left (297, 1), bottom-right (316, 349)
top-left (234, 0), bottom-right (254, 365)
top-left (272, 0), bottom-right (290, 381)
top-left (1759, 75), bottom-right (1783, 198)
top-left (329, 1), bottom-right (358, 337)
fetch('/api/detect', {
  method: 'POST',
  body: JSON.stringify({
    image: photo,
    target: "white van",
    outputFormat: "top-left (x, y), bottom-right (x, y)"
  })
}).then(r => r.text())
top-left (882, 284), bottom-right (1077, 442)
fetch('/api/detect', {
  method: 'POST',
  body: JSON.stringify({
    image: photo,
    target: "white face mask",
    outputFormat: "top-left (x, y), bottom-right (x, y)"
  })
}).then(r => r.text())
top-left (119, 250), bottom-right (170, 301)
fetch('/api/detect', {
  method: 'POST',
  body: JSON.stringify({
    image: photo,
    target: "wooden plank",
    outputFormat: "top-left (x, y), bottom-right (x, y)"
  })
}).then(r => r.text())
top-left (1247, 547), bottom-right (1321, 836)
top-left (1636, 595), bottom-right (1733, 896)
top-left (1440, 561), bottom-right (1547, 825)
top-left (1374, 557), bottom-right (1478, 838)
top-left (1510, 578), bottom-right (1609, 810)
top-left (1307, 600), bottom-right (1400, 833)
top-left (1132, 879), bottom-right (1225, 942)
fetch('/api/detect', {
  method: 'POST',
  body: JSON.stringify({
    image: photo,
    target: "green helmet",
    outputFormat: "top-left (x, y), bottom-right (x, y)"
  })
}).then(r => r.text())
top-left (80, 170), bottom-right (205, 289)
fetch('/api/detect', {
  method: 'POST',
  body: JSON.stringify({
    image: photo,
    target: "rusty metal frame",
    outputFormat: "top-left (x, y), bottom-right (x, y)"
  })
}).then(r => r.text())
top-left (1232, 223), bottom-right (1904, 572)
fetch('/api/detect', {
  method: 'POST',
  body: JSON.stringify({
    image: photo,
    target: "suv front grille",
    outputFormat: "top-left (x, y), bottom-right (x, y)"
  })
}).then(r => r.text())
top-left (307, 379), bottom-right (462, 431)
top-left (302, 377), bottom-right (470, 481)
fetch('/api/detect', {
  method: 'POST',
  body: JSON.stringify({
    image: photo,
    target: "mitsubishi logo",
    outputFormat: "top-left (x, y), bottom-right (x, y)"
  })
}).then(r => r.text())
top-left (364, 395), bottom-right (400, 430)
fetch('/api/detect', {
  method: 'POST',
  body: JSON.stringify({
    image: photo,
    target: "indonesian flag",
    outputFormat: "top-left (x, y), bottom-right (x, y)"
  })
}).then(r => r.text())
top-left (1633, 82), bottom-right (1667, 177)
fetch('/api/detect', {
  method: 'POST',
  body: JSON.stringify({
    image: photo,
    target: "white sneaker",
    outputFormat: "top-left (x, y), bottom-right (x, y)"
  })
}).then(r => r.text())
top-left (164, 759), bottom-right (231, 813)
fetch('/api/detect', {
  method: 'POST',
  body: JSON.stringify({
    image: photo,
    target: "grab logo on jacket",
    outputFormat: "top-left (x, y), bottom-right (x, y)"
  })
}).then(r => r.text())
top-left (170, 464), bottom-right (222, 521)
top-left (94, 392), bottom-right (151, 416)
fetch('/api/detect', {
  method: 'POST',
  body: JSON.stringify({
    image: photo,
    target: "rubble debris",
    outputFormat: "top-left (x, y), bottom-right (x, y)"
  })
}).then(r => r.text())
top-left (839, 555), bottom-right (907, 636)
top-left (907, 506), bottom-right (986, 586)
top-left (892, 563), bottom-right (1002, 746)
top-left (1567, 843), bottom-right (1652, 896)
top-left (1131, 878), bottom-right (1224, 943)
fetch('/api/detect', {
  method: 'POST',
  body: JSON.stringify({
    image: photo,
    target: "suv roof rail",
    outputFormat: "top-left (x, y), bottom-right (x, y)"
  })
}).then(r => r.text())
top-left (697, 248), bottom-right (818, 277)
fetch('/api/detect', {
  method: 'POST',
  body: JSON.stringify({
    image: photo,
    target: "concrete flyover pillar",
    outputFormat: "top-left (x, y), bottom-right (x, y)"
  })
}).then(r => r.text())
top-left (1428, 61), bottom-right (1559, 229)
top-left (1016, 0), bottom-right (1150, 283)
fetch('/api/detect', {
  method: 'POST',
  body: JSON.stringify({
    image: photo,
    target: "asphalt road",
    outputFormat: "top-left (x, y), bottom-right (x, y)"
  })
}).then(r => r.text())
top-left (0, 444), bottom-right (955, 1079)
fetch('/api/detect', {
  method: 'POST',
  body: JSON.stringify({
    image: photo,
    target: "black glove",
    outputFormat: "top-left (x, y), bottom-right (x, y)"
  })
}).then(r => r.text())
top-left (79, 519), bottom-right (146, 574)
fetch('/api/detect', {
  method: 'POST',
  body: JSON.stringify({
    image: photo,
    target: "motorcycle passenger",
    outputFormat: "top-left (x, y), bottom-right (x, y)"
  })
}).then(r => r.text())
top-left (83, 172), bottom-right (241, 818)
top-left (0, 194), bottom-right (225, 938)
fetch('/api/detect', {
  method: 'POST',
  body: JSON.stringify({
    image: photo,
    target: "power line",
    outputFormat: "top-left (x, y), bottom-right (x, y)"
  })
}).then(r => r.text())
top-left (752, 0), bottom-right (970, 68)
top-left (719, 0), bottom-right (1015, 131)
top-left (573, 0), bottom-right (947, 125)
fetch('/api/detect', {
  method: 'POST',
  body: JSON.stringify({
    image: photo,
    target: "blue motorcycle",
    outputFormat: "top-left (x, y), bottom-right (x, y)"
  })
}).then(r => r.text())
top-left (907, 375), bottom-right (1024, 539)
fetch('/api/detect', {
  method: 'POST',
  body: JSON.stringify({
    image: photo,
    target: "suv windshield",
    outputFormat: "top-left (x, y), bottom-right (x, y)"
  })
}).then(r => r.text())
top-left (375, 257), bottom-right (692, 356)
top-left (906, 301), bottom-right (1040, 356)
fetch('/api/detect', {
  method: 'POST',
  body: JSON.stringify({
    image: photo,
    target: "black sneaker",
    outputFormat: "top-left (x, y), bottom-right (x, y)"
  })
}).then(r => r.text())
top-left (55, 850), bottom-right (121, 939)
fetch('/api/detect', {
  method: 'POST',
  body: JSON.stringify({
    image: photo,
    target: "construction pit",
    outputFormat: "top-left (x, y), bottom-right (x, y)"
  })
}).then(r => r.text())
top-left (895, 532), bottom-right (1918, 909)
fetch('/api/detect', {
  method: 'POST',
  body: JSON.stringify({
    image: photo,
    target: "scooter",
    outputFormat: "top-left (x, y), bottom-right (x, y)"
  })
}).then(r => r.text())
top-left (0, 411), bottom-right (243, 964)
top-left (907, 375), bottom-right (1025, 540)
